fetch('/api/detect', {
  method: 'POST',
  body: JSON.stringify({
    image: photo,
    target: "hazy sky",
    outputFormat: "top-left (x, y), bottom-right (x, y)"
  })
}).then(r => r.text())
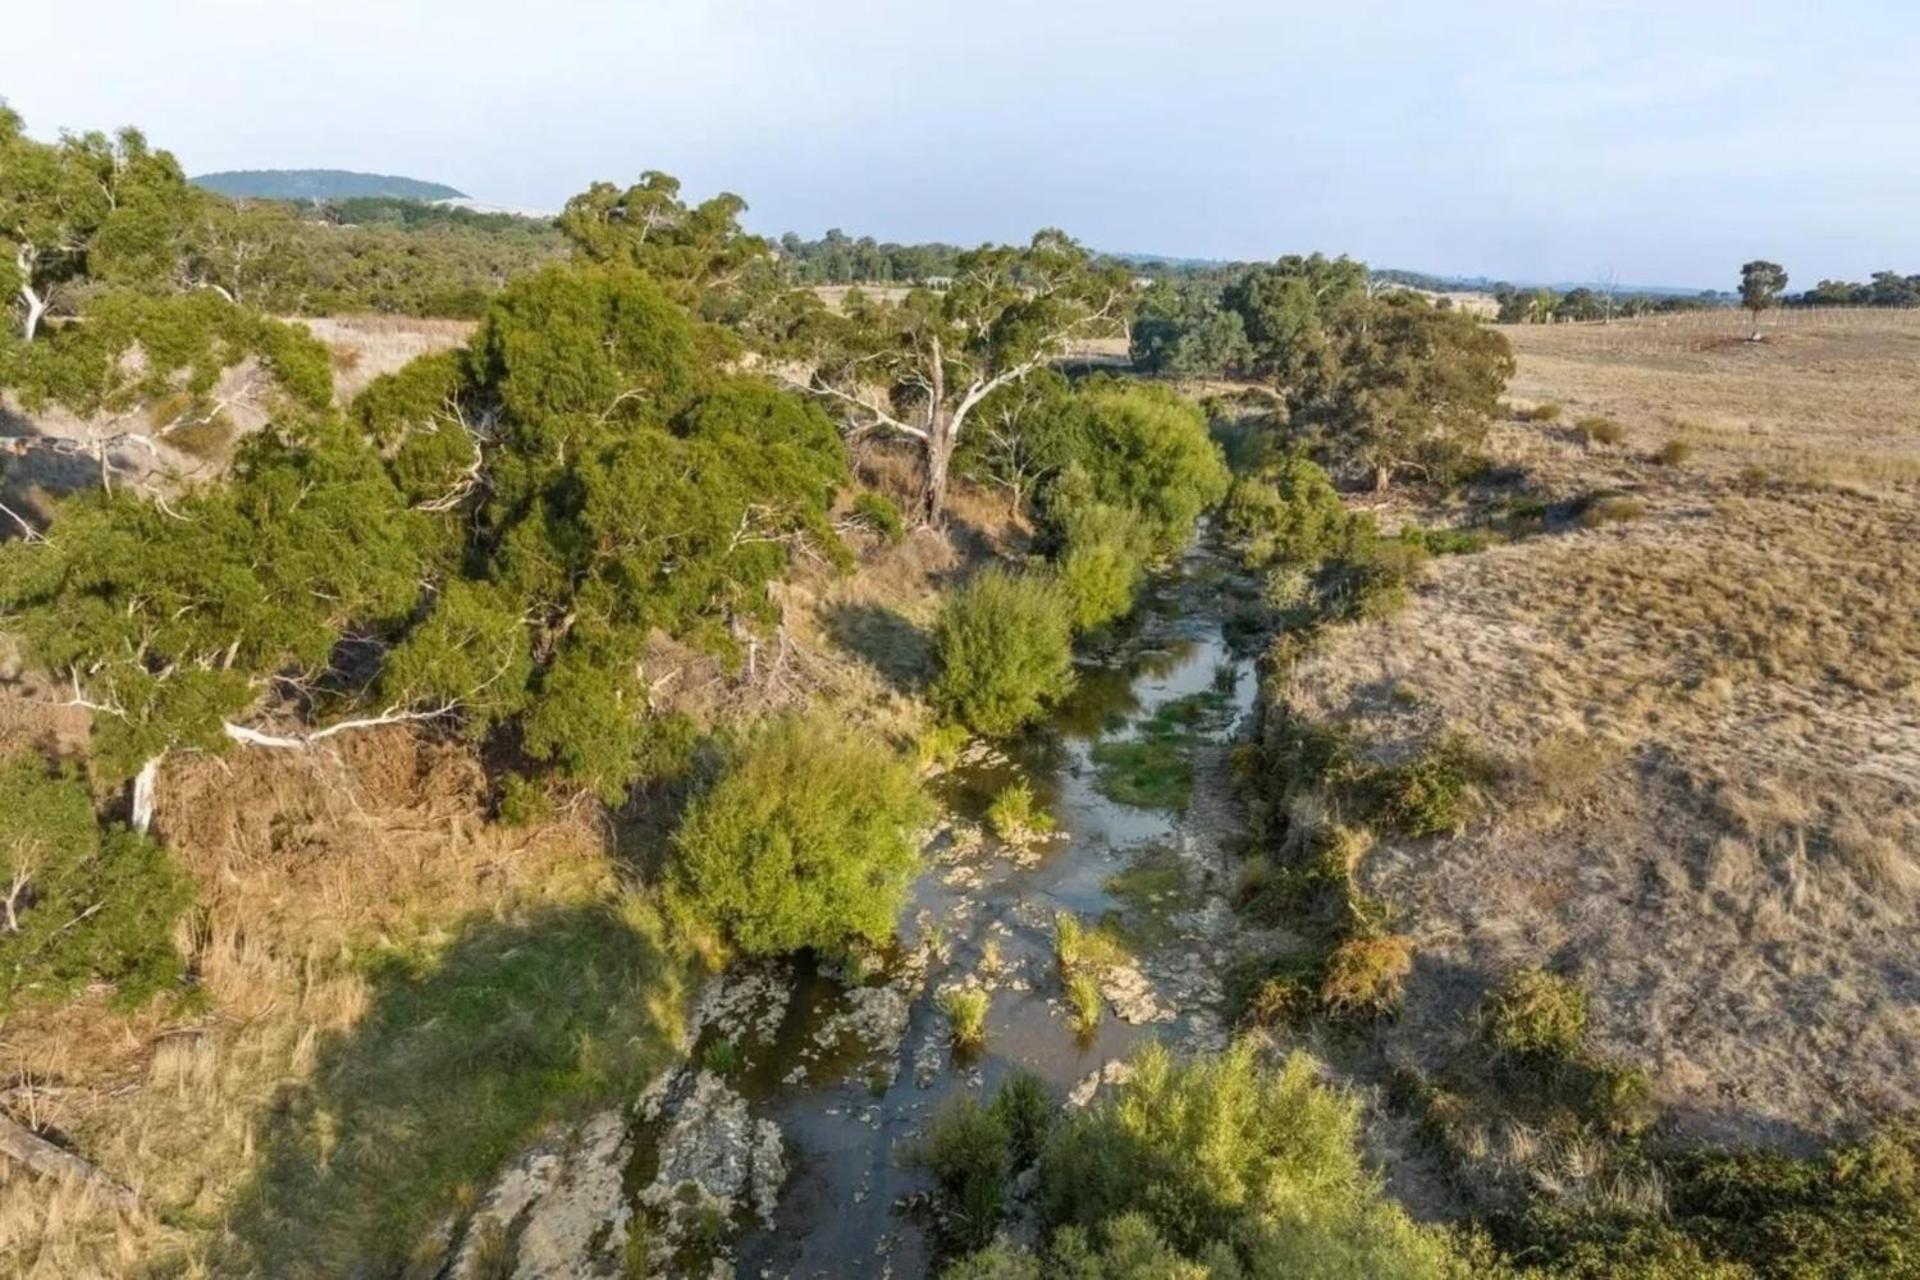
top-left (9, 1), bottom-right (1918, 286)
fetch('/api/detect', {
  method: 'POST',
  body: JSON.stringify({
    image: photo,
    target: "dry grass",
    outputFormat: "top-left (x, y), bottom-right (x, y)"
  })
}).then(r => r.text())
top-left (1501, 309), bottom-right (1920, 491)
top-left (294, 314), bottom-right (476, 403)
top-left (0, 727), bottom-right (642, 1276)
top-left (1292, 311), bottom-right (1920, 1152)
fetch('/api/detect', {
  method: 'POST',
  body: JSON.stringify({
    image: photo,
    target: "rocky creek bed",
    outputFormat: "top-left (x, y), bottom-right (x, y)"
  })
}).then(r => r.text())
top-left (436, 542), bottom-right (1263, 1279)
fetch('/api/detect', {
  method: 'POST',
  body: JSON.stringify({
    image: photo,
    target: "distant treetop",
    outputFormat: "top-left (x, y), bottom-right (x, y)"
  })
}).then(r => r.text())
top-left (191, 168), bottom-right (467, 202)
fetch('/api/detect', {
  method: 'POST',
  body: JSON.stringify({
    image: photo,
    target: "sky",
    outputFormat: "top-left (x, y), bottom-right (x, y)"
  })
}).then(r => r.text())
top-left (8, 0), bottom-right (1919, 288)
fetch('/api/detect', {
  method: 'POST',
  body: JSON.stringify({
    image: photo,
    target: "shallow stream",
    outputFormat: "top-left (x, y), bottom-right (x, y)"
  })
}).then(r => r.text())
top-left (685, 540), bottom-right (1258, 1277)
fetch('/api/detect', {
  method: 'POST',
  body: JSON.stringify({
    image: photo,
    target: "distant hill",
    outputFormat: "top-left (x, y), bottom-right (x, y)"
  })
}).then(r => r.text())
top-left (190, 169), bottom-right (467, 202)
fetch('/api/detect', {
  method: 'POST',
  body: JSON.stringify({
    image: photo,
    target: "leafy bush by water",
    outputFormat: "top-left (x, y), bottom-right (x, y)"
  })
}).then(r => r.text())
top-left (931, 567), bottom-right (1077, 737)
top-left (1031, 1042), bottom-right (1468, 1278)
top-left (668, 716), bottom-right (930, 956)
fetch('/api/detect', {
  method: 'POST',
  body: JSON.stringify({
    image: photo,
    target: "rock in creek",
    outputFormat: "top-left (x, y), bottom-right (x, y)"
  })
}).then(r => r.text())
top-left (640, 1069), bottom-right (786, 1230)
top-left (435, 1110), bottom-right (633, 1279)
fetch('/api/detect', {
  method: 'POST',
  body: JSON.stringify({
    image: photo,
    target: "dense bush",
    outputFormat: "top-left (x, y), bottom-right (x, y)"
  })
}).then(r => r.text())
top-left (851, 490), bottom-right (907, 543)
top-left (1050, 492), bottom-right (1154, 632)
top-left (1506, 1123), bottom-right (1920, 1279)
top-left (375, 265), bottom-right (850, 799)
top-left (931, 567), bottom-right (1076, 737)
top-left (1054, 381), bottom-right (1230, 553)
top-left (1482, 968), bottom-right (1590, 1061)
top-left (0, 755), bottom-right (192, 1010)
top-left (1318, 934), bottom-right (1414, 1018)
top-left (1, 420), bottom-right (429, 782)
top-left (1033, 1042), bottom-right (1468, 1278)
top-left (1365, 733), bottom-right (1491, 837)
top-left (918, 1093), bottom-right (1013, 1252)
top-left (1222, 452), bottom-right (1357, 570)
top-left (668, 716), bottom-right (929, 956)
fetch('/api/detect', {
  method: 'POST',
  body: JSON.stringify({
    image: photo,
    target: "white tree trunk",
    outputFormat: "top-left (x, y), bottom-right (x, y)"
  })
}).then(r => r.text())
top-left (20, 286), bottom-right (47, 343)
top-left (130, 756), bottom-right (161, 834)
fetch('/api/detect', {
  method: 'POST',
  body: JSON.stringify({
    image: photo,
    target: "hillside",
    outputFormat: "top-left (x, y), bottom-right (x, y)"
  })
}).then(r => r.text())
top-left (1272, 308), bottom-right (1918, 1175)
top-left (190, 168), bottom-right (466, 202)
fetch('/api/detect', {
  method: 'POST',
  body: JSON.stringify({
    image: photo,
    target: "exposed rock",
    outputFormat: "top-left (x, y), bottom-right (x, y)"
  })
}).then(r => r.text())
top-left (1068, 1059), bottom-right (1135, 1109)
top-left (438, 1110), bottom-right (632, 1279)
top-left (691, 965), bottom-right (792, 1047)
top-left (819, 982), bottom-right (911, 1058)
top-left (1100, 959), bottom-right (1171, 1024)
top-left (641, 1070), bottom-right (783, 1224)
top-left (617, 1068), bottom-right (789, 1275)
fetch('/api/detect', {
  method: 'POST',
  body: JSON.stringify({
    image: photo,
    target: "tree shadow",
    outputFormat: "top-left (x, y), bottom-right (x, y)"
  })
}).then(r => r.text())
top-left (820, 601), bottom-right (932, 694)
top-left (0, 408), bottom-right (101, 529)
top-left (213, 901), bottom-right (689, 1279)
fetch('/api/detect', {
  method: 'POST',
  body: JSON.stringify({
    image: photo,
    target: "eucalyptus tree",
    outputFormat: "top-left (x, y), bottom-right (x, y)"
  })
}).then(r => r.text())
top-left (0, 107), bottom-right (196, 341)
top-left (1305, 293), bottom-right (1514, 490)
top-left (1222, 253), bottom-right (1368, 395)
top-left (558, 171), bottom-right (769, 309)
top-left (1739, 260), bottom-right (1788, 339)
top-left (791, 231), bottom-right (1130, 523)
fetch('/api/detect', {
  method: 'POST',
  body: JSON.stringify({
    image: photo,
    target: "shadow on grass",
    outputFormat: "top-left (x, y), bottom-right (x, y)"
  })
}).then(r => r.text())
top-left (213, 899), bottom-right (690, 1279)
top-left (820, 601), bottom-right (932, 694)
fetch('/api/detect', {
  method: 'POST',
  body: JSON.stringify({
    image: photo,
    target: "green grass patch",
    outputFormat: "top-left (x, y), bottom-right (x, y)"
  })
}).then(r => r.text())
top-left (1102, 845), bottom-right (1197, 951)
top-left (218, 898), bottom-right (690, 1278)
top-left (1091, 737), bottom-right (1193, 810)
top-left (1091, 688), bottom-right (1234, 812)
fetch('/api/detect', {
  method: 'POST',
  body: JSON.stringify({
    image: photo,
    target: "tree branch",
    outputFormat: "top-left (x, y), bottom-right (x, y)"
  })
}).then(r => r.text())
top-left (221, 703), bottom-right (458, 750)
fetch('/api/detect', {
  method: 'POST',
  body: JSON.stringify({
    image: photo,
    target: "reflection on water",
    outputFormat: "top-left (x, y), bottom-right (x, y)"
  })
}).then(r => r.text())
top-left (728, 541), bottom-right (1256, 1278)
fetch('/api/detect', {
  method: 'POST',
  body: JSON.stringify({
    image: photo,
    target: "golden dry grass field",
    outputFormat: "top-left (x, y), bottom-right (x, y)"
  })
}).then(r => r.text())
top-left (1289, 309), bottom-right (1919, 1166)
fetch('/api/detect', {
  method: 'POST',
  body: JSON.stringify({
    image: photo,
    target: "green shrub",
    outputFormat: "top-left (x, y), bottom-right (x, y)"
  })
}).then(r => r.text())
top-left (1651, 439), bottom-right (1692, 466)
top-left (941, 987), bottom-right (991, 1049)
top-left (917, 1094), bottom-right (1012, 1252)
top-left (1052, 498), bottom-right (1152, 633)
top-left (931, 567), bottom-right (1076, 737)
top-left (1575, 415), bottom-right (1625, 447)
top-left (1223, 452), bottom-right (1356, 571)
top-left (1319, 934), bottom-right (1414, 1018)
top-left (1052, 381), bottom-right (1231, 554)
top-left (1315, 529), bottom-right (1429, 621)
top-left (1367, 733), bottom-right (1491, 837)
top-left (1483, 968), bottom-right (1590, 1061)
top-left (1519, 402), bottom-right (1562, 423)
top-left (0, 755), bottom-right (193, 1011)
top-left (986, 778), bottom-right (1054, 842)
top-left (1037, 1042), bottom-right (1466, 1278)
top-left (493, 772), bottom-right (554, 827)
top-left (668, 716), bottom-right (931, 956)
top-left (1507, 1123), bottom-right (1920, 1279)
top-left (851, 491), bottom-right (907, 544)
top-left (1065, 972), bottom-right (1104, 1035)
top-left (989, 1072), bottom-right (1056, 1170)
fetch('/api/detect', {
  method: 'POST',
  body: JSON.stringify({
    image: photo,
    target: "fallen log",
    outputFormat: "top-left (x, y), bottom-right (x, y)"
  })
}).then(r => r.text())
top-left (0, 1113), bottom-right (139, 1212)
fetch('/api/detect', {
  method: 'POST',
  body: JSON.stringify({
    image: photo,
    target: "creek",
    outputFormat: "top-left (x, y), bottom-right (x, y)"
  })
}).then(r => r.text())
top-left (701, 538), bottom-right (1261, 1277)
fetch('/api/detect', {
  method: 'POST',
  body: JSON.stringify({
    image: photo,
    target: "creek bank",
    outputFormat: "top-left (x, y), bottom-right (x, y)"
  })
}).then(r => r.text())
top-left (438, 540), bottom-right (1265, 1277)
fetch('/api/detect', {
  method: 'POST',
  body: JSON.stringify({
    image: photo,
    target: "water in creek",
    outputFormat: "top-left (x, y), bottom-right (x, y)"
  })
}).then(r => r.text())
top-left (710, 541), bottom-right (1259, 1278)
